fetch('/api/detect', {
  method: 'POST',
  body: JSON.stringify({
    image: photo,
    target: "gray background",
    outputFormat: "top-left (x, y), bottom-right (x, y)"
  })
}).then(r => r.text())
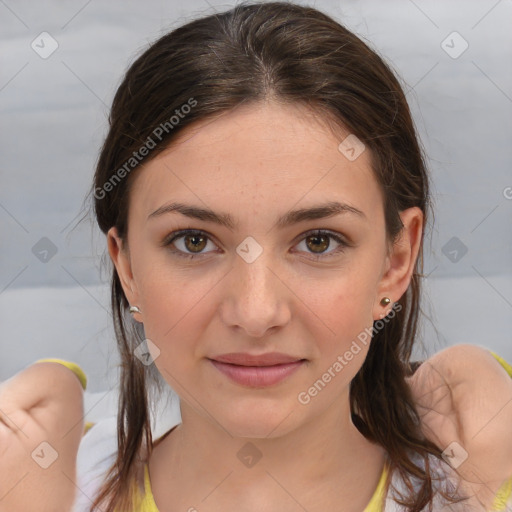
top-left (1, 0), bottom-right (511, 420)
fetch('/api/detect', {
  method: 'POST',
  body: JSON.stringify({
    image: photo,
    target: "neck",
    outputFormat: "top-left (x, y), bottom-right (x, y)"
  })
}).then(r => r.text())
top-left (149, 389), bottom-right (387, 511)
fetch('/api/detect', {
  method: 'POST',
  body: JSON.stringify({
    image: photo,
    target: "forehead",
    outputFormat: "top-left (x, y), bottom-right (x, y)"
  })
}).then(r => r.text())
top-left (128, 101), bottom-right (384, 228)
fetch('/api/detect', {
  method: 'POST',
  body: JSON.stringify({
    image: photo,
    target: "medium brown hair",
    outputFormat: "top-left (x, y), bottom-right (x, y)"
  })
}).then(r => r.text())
top-left (82, 2), bottom-right (469, 510)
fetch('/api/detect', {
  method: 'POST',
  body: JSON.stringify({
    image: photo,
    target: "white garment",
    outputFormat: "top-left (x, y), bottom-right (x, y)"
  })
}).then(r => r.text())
top-left (383, 451), bottom-right (477, 511)
top-left (73, 388), bottom-right (182, 512)
top-left (72, 416), bottom-right (118, 512)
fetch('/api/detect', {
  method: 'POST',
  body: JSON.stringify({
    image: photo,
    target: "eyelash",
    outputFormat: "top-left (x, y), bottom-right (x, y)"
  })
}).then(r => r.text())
top-left (162, 229), bottom-right (350, 260)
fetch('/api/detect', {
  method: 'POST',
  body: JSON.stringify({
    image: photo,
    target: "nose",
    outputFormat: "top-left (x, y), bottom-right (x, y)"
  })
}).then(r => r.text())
top-left (220, 250), bottom-right (291, 338)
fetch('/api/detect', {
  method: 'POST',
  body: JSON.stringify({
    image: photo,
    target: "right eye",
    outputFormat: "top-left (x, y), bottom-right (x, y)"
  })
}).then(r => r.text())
top-left (162, 229), bottom-right (219, 259)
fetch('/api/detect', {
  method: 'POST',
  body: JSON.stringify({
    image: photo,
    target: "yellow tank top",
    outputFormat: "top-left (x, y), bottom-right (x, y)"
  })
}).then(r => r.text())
top-left (133, 458), bottom-right (390, 512)
top-left (131, 350), bottom-right (512, 511)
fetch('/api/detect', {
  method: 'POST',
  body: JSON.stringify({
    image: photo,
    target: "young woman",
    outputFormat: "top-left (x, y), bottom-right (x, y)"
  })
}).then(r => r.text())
top-left (1, 2), bottom-right (511, 512)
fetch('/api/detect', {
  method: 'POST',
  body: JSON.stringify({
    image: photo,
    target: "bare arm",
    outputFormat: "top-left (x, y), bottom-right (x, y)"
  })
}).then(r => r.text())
top-left (0, 361), bottom-right (85, 512)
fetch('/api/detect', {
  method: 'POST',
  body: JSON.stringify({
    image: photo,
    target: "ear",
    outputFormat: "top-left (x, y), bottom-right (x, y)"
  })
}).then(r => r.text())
top-left (373, 206), bottom-right (423, 321)
top-left (107, 226), bottom-right (143, 322)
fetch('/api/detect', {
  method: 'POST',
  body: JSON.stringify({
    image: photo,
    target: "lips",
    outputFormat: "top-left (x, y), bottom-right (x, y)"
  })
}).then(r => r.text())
top-left (210, 352), bottom-right (304, 366)
top-left (208, 352), bottom-right (306, 387)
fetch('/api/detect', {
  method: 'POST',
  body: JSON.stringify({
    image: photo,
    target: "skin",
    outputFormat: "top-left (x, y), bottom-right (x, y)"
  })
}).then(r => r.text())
top-left (2, 350), bottom-right (510, 511)
top-left (406, 344), bottom-right (512, 509)
top-left (1, 102), bottom-right (511, 510)
top-left (0, 362), bottom-right (84, 512)
top-left (107, 100), bottom-right (423, 511)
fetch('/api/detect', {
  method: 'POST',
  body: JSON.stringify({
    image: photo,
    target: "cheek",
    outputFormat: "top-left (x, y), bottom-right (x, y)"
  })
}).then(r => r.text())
top-left (301, 278), bottom-right (377, 391)
top-left (309, 273), bottom-right (376, 340)
top-left (136, 266), bottom-right (218, 356)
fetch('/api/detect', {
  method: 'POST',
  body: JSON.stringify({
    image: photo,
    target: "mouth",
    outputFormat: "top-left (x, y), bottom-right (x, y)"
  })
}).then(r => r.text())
top-left (208, 355), bottom-right (307, 388)
top-left (210, 352), bottom-right (305, 366)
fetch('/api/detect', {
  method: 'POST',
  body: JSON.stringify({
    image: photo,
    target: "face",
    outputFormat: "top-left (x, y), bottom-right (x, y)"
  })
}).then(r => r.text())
top-left (108, 101), bottom-right (422, 438)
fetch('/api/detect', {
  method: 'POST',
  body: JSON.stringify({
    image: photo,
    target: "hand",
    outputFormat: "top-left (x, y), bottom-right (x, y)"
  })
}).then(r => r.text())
top-left (406, 344), bottom-right (512, 511)
top-left (0, 362), bottom-right (85, 512)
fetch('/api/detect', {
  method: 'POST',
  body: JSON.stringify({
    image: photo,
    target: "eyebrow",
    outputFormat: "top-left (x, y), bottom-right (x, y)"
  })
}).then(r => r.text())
top-left (147, 200), bottom-right (367, 229)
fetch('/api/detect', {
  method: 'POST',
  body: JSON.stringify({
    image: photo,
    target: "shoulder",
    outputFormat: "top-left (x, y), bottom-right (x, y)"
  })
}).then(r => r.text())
top-left (407, 344), bottom-right (512, 508)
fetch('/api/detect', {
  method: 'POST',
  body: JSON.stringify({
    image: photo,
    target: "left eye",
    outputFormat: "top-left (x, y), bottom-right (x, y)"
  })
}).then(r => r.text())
top-left (293, 230), bottom-right (348, 258)
top-left (162, 229), bottom-right (349, 259)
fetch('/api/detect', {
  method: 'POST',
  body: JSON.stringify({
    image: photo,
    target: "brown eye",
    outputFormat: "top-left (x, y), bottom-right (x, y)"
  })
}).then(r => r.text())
top-left (163, 229), bottom-right (349, 260)
top-left (305, 234), bottom-right (330, 253)
top-left (183, 234), bottom-right (208, 253)
top-left (163, 229), bottom-right (217, 258)
top-left (294, 230), bottom-right (349, 258)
